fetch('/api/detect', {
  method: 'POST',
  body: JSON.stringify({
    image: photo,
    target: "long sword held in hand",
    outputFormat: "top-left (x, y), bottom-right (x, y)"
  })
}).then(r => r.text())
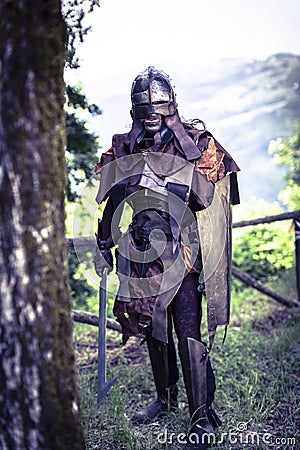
top-left (96, 219), bottom-right (117, 404)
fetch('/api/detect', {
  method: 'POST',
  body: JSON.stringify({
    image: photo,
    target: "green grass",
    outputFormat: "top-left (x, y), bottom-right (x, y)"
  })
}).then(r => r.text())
top-left (74, 287), bottom-right (300, 450)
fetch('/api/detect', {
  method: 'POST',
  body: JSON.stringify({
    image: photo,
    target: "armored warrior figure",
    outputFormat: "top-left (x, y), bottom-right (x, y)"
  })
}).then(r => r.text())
top-left (94, 67), bottom-right (240, 449)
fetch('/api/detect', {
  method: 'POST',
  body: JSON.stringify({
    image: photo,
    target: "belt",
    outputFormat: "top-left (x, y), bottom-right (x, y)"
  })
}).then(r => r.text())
top-left (132, 222), bottom-right (172, 242)
top-left (129, 194), bottom-right (169, 214)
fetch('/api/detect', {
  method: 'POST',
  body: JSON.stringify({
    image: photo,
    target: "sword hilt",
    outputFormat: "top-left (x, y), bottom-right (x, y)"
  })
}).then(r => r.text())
top-left (96, 218), bottom-right (106, 250)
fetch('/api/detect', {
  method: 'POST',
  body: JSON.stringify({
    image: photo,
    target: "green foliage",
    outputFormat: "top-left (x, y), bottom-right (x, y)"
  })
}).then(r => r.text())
top-left (64, 86), bottom-right (102, 307)
top-left (65, 184), bottom-right (101, 311)
top-left (268, 122), bottom-right (300, 209)
top-left (62, 1), bottom-right (103, 311)
top-left (233, 220), bottom-right (294, 284)
top-left (63, 0), bottom-right (100, 69)
top-left (66, 85), bottom-right (101, 116)
top-left (64, 84), bottom-right (102, 308)
top-left (69, 252), bottom-right (96, 309)
top-left (233, 200), bottom-right (295, 286)
top-left (66, 85), bottom-right (101, 202)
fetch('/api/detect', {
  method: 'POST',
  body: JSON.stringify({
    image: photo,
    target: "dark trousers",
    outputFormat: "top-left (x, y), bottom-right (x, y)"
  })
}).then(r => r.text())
top-left (167, 273), bottom-right (216, 406)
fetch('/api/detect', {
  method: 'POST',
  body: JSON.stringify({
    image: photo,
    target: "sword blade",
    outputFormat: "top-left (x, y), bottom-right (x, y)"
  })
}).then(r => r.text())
top-left (97, 267), bottom-right (117, 404)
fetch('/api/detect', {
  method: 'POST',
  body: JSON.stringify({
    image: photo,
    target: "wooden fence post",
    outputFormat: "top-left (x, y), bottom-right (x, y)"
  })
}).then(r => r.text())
top-left (295, 217), bottom-right (300, 302)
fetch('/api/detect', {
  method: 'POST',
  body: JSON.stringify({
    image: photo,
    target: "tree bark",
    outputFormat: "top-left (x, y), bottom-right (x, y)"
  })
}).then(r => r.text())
top-left (0, 2), bottom-right (85, 449)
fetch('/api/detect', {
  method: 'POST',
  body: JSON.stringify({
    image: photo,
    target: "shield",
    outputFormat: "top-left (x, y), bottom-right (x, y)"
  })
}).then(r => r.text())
top-left (197, 175), bottom-right (232, 349)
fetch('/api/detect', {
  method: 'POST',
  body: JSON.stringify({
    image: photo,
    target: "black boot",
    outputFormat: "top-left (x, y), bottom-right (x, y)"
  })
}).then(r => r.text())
top-left (206, 358), bottom-right (222, 430)
top-left (207, 406), bottom-right (222, 430)
top-left (178, 338), bottom-right (215, 449)
top-left (132, 332), bottom-right (179, 424)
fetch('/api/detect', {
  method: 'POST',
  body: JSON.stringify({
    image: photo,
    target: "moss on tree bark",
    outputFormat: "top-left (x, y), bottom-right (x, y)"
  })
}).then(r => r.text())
top-left (0, 1), bottom-right (85, 448)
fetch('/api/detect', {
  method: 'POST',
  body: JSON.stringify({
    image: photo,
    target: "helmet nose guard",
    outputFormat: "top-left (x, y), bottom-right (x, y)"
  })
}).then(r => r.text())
top-left (131, 66), bottom-right (177, 119)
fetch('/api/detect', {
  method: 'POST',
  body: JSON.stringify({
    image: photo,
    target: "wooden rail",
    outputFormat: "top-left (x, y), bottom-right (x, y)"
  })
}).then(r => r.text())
top-left (232, 267), bottom-right (299, 308)
top-left (233, 210), bottom-right (300, 228)
top-left (233, 209), bottom-right (300, 303)
top-left (72, 309), bottom-right (121, 332)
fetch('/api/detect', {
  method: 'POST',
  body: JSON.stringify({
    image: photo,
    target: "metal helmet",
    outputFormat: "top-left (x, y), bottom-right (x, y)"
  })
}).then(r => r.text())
top-left (131, 66), bottom-right (177, 119)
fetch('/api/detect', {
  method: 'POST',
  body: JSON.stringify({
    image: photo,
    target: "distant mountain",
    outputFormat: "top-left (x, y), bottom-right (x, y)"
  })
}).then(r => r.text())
top-left (182, 53), bottom-right (300, 203)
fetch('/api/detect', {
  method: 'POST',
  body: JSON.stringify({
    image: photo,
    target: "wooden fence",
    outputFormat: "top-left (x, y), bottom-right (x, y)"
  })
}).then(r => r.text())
top-left (70, 209), bottom-right (300, 331)
top-left (232, 209), bottom-right (300, 305)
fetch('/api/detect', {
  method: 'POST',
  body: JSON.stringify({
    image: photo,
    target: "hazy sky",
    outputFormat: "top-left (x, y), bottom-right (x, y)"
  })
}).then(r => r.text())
top-left (65, 0), bottom-right (300, 149)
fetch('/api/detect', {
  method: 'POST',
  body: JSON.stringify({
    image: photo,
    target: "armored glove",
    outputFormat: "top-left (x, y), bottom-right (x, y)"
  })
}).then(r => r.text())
top-left (93, 248), bottom-right (113, 277)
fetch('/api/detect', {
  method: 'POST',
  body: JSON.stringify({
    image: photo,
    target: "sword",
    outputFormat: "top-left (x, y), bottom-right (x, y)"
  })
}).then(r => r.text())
top-left (96, 220), bottom-right (117, 404)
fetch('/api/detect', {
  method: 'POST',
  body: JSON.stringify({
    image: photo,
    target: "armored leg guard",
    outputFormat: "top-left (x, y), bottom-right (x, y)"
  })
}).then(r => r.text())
top-left (178, 338), bottom-right (215, 449)
top-left (206, 359), bottom-right (222, 429)
top-left (132, 330), bottom-right (179, 424)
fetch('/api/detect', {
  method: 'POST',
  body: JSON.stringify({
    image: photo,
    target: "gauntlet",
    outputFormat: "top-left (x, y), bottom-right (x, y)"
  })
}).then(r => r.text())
top-left (93, 248), bottom-right (113, 276)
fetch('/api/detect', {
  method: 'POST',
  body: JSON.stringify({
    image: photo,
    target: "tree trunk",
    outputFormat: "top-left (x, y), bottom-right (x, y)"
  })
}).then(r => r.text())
top-left (0, 2), bottom-right (85, 449)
